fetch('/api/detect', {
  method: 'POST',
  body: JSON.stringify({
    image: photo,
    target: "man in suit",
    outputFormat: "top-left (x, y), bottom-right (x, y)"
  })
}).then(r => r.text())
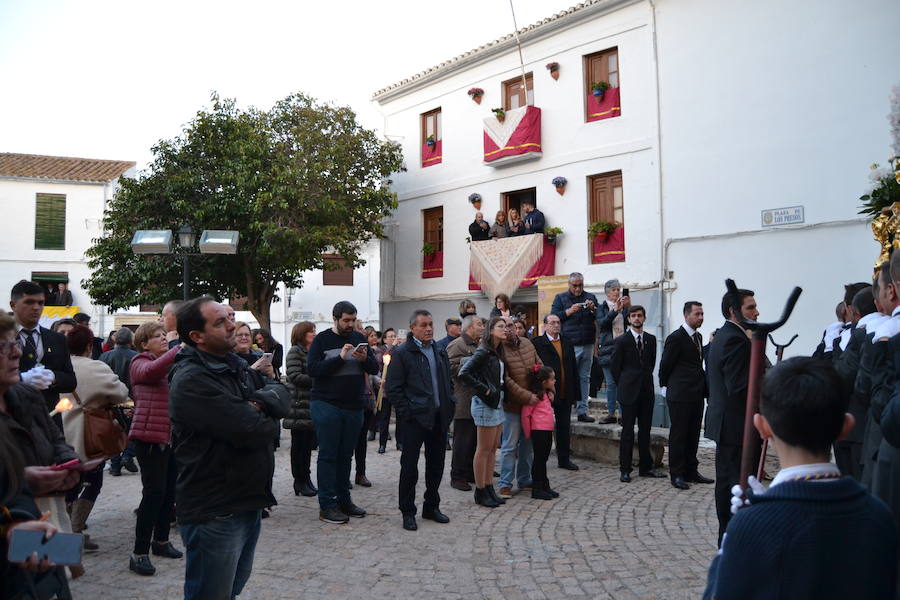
top-left (659, 301), bottom-right (714, 490)
top-left (611, 305), bottom-right (664, 482)
top-left (706, 286), bottom-right (759, 546)
top-left (532, 313), bottom-right (581, 471)
top-left (10, 280), bottom-right (77, 424)
top-left (385, 309), bottom-right (455, 532)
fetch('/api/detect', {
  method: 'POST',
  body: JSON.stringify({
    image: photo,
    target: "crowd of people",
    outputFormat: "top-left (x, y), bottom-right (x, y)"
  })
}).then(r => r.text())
top-left (4, 257), bottom-right (900, 597)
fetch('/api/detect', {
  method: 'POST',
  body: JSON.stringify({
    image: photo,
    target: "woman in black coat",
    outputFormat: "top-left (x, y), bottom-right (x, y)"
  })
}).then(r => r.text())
top-left (458, 316), bottom-right (509, 508)
top-left (284, 322), bottom-right (317, 497)
top-left (253, 328), bottom-right (284, 379)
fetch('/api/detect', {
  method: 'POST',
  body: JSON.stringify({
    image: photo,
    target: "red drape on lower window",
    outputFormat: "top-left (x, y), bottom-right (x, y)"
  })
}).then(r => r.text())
top-left (586, 87), bottom-right (621, 122)
top-left (422, 140), bottom-right (442, 167)
top-left (592, 227), bottom-right (625, 264)
top-left (422, 251), bottom-right (443, 278)
top-left (468, 237), bottom-right (556, 290)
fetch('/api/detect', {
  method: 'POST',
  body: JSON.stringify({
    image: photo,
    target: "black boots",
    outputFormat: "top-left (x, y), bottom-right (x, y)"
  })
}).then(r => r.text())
top-left (486, 485), bottom-right (506, 505)
top-left (474, 487), bottom-right (500, 508)
top-left (294, 479), bottom-right (317, 497)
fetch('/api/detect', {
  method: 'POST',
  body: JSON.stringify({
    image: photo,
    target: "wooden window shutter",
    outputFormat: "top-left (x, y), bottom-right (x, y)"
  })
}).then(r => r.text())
top-left (34, 194), bottom-right (66, 250)
top-left (322, 254), bottom-right (354, 286)
top-left (589, 171), bottom-right (624, 227)
top-left (502, 73), bottom-right (534, 110)
top-left (423, 206), bottom-right (443, 252)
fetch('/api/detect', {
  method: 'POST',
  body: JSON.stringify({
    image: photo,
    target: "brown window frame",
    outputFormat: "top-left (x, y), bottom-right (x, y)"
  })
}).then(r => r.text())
top-left (423, 206), bottom-right (444, 253)
top-left (421, 108), bottom-right (442, 146)
top-left (322, 254), bottom-right (354, 286)
top-left (501, 187), bottom-right (537, 216)
top-left (583, 47), bottom-right (620, 120)
top-left (502, 73), bottom-right (534, 111)
top-left (588, 171), bottom-right (624, 263)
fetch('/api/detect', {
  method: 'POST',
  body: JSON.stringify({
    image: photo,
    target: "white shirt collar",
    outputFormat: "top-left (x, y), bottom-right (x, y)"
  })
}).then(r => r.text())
top-left (859, 313), bottom-right (888, 330)
top-left (630, 329), bottom-right (644, 341)
top-left (546, 332), bottom-right (560, 342)
top-left (770, 463), bottom-right (841, 489)
top-left (681, 323), bottom-right (697, 337)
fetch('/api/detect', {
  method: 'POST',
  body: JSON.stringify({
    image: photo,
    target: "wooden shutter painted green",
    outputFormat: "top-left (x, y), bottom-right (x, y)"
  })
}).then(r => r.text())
top-left (34, 194), bottom-right (66, 250)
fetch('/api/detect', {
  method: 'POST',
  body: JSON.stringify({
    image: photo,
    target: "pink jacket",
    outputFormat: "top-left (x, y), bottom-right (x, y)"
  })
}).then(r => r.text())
top-left (129, 346), bottom-right (180, 445)
top-left (521, 392), bottom-right (555, 439)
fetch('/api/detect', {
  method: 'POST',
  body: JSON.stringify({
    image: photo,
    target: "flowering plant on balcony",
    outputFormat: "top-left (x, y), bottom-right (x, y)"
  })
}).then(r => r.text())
top-left (491, 108), bottom-right (506, 123)
top-left (591, 81), bottom-right (611, 100)
top-left (545, 226), bottom-right (564, 244)
top-left (546, 62), bottom-right (560, 80)
top-left (425, 135), bottom-right (436, 148)
top-left (552, 176), bottom-right (568, 195)
top-left (468, 193), bottom-right (482, 209)
top-left (422, 242), bottom-right (437, 256)
top-left (468, 87), bottom-right (485, 104)
top-left (588, 220), bottom-right (618, 242)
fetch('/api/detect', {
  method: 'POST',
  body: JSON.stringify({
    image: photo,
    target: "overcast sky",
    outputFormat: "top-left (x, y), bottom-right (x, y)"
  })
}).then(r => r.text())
top-left (0, 0), bottom-right (578, 169)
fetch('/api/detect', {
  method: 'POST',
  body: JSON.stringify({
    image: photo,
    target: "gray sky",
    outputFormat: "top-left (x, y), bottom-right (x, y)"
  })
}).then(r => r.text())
top-left (0, 0), bottom-right (578, 169)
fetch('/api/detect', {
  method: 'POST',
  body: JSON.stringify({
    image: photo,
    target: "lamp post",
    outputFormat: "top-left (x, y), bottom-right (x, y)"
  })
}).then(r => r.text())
top-left (131, 226), bottom-right (239, 303)
top-left (177, 225), bottom-right (196, 300)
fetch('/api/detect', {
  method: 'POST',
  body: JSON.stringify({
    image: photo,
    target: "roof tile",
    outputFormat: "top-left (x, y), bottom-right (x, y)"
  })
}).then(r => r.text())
top-left (0, 152), bottom-right (135, 183)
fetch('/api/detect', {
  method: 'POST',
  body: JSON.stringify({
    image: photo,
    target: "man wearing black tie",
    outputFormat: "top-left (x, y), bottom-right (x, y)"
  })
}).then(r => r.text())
top-left (706, 287), bottom-right (759, 546)
top-left (9, 281), bottom-right (77, 425)
top-left (659, 301), bottom-right (714, 490)
top-left (611, 305), bottom-right (664, 482)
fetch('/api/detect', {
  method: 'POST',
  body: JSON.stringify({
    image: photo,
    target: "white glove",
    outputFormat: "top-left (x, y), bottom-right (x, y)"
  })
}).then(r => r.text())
top-left (730, 475), bottom-right (765, 514)
top-left (822, 321), bottom-right (844, 350)
top-left (874, 316), bottom-right (900, 342)
top-left (21, 366), bottom-right (55, 390)
top-left (660, 387), bottom-right (667, 398)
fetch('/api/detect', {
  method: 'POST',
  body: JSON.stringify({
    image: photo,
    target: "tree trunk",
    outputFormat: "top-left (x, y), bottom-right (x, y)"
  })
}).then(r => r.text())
top-left (243, 258), bottom-right (275, 331)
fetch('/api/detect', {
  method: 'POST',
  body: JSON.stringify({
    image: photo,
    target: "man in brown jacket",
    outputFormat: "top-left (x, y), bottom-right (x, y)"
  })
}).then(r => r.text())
top-left (498, 318), bottom-right (543, 498)
top-left (447, 316), bottom-right (485, 491)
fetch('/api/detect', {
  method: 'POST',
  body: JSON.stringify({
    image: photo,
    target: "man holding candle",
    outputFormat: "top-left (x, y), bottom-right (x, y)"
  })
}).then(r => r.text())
top-left (9, 281), bottom-right (77, 428)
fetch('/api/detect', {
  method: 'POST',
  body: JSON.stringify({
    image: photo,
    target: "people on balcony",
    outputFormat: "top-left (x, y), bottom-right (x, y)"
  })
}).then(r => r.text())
top-left (522, 201), bottom-right (545, 235)
top-left (507, 208), bottom-right (524, 236)
top-left (469, 212), bottom-right (491, 241)
top-left (490, 211), bottom-right (510, 239)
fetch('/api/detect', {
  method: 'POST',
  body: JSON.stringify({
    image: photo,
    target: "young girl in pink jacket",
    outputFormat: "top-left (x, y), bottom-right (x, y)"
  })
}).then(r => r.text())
top-left (522, 365), bottom-right (558, 500)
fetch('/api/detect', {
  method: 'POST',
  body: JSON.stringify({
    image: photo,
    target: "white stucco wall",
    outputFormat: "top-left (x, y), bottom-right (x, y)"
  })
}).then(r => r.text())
top-left (0, 178), bottom-right (115, 330)
top-left (377, 0), bottom-right (662, 306)
top-left (655, 0), bottom-right (899, 354)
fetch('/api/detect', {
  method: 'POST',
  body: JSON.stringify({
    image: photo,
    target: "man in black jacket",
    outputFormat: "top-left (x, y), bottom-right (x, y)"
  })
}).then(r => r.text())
top-left (168, 297), bottom-right (290, 600)
top-left (706, 287), bottom-right (758, 546)
top-left (10, 281), bottom-right (77, 425)
top-left (659, 301), bottom-right (713, 490)
top-left (386, 309), bottom-right (455, 532)
top-left (551, 272), bottom-right (600, 422)
top-left (611, 305), bottom-right (663, 482)
top-left (532, 313), bottom-right (581, 470)
top-left (469, 212), bottom-right (491, 241)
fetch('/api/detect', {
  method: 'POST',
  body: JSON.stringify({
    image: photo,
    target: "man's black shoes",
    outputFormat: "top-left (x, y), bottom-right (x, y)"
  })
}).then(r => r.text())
top-left (319, 507), bottom-right (349, 524)
top-left (129, 554), bottom-right (156, 576)
top-left (639, 470), bottom-right (666, 479)
top-left (151, 541), bottom-right (183, 559)
top-left (558, 461), bottom-right (579, 471)
top-left (577, 414), bottom-right (596, 423)
top-left (451, 479), bottom-right (472, 491)
top-left (338, 503), bottom-right (366, 518)
top-left (123, 457), bottom-right (139, 473)
top-left (620, 472), bottom-right (631, 483)
top-left (402, 514), bottom-right (418, 531)
top-left (688, 473), bottom-right (714, 484)
top-left (422, 509), bottom-right (450, 523)
top-left (671, 477), bottom-right (690, 490)
top-left (377, 444), bottom-right (386, 454)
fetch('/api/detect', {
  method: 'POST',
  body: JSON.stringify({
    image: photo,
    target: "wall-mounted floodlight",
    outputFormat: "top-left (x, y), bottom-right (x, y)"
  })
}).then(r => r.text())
top-left (199, 230), bottom-right (240, 254)
top-left (130, 230), bottom-right (173, 254)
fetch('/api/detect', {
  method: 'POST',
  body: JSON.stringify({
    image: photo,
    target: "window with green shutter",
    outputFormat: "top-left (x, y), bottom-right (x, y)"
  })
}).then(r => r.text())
top-left (34, 194), bottom-right (66, 250)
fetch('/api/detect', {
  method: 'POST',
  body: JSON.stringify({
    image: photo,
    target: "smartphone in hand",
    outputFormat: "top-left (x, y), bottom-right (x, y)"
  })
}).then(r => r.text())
top-left (354, 343), bottom-right (369, 353)
top-left (7, 529), bottom-right (83, 566)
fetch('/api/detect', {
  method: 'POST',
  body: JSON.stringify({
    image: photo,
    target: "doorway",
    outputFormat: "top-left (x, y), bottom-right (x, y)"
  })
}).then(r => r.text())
top-left (502, 187), bottom-right (536, 217)
top-left (510, 301), bottom-right (539, 337)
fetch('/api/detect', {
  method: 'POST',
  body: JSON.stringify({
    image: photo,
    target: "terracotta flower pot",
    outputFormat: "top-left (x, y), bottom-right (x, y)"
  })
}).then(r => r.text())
top-left (595, 231), bottom-right (609, 243)
top-left (550, 69), bottom-right (559, 81)
top-left (472, 201), bottom-right (482, 210)
top-left (555, 185), bottom-right (565, 196)
top-left (496, 115), bottom-right (505, 123)
top-left (473, 96), bottom-right (482, 104)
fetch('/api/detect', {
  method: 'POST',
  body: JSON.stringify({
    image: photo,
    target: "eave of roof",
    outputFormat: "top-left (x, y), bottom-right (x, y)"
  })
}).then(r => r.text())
top-left (0, 152), bottom-right (136, 183)
top-left (372, 0), bottom-right (638, 103)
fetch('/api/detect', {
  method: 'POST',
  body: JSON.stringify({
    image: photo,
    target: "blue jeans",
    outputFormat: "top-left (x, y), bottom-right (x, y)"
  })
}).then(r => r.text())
top-left (602, 366), bottom-right (619, 416)
top-left (499, 410), bottom-right (533, 489)
top-left (180, 510), bottom-right (261, 600)
top-left (311, 400), bottom-right (363, 510)
top-left (573, 344), bottom-right (594, 416)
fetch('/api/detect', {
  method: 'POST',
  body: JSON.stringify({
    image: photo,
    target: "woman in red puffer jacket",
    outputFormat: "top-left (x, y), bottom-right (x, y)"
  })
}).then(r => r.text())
top-left (127, 321), bottom-right (183, 576)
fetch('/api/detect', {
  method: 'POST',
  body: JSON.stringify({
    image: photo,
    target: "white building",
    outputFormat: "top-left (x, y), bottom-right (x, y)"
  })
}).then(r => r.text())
top-left (0, 152), bottom-right (136, 333)
top-left (373, 0), bottom-right (898, 355)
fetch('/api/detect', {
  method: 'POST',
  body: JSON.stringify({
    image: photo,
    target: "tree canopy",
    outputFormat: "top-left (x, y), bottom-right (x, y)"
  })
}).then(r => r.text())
top-left (83, 92), bottom-right (404, 329)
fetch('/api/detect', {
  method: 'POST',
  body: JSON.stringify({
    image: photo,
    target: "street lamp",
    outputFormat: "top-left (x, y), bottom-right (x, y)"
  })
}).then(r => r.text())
top-left (130, 225), bottom-right (239, 301)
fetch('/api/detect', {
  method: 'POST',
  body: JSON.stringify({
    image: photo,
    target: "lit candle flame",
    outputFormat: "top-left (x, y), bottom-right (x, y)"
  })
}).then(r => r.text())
top-left (383, 354), bottom-right (391, 366)
top-left (49, 396), bottom-right (73, 417)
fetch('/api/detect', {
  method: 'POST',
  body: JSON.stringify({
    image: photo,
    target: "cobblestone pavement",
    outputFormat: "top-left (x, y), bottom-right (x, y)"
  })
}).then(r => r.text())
top-left (70, 427), bottom-right (722, 599)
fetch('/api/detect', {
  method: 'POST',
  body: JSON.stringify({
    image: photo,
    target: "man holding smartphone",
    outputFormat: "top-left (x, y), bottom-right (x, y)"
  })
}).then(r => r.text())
top-left (307, 301), bottom-right (379, 525)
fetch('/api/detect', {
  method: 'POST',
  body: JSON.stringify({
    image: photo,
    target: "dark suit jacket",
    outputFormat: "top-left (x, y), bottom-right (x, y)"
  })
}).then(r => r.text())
top-left (832, 326), bottom-right (866, 443)
top-left (532, 334), bottom-right (581, 406)
top-left (659, 326), bottom-right (706, 404)
top-left (19, 326), bottom-right (77, 412)
top-left (705, 321), bottom-right (751, 445)
top-left (610, 330), bottom-right (657, 407)
top-left (385, 339), bottom-right (455, 432)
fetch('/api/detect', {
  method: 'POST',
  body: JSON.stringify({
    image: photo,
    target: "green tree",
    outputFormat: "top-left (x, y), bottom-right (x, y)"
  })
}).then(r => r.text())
top-left (83, 93), bottom-right (404, 329)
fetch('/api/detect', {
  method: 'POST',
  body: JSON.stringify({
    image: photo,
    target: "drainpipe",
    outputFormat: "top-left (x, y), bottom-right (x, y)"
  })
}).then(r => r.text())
top-left (648, 0), bottom-right (667, 344)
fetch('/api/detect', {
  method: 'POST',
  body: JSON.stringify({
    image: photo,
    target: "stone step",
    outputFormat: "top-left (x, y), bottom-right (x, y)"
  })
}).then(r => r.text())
top-left (570, 421), bottom-right (668, 468)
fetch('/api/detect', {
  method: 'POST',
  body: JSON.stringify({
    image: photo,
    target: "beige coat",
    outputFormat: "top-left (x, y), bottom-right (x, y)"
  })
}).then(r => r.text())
top-left (63, 355), bottom-right (129, 460)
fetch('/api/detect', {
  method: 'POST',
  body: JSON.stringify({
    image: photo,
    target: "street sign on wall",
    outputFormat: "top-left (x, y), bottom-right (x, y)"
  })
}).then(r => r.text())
top-left (761, 206), bottom-right (804, 227)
